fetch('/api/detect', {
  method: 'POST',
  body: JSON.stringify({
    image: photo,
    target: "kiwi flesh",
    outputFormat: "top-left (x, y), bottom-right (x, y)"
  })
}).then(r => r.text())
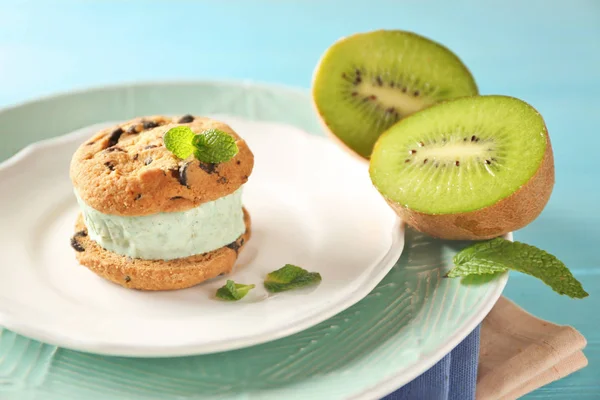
top-left (312, 30), bottom-right (478, 159)
top-left (369, 95), bottom-right (554, 240)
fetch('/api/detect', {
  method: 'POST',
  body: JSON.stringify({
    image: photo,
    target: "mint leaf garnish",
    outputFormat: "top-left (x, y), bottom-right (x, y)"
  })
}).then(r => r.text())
top-left (447, 238), bottom-right (588, 299)
top-left (192, 133), bottom-right (206, 148)
top-left (163, 126), bottom-right (197, 159)
top-left (447, 238), bottom-right (510, 277)
top-left (215, 280), bottom-right (255, 301)
top-left (163, 127), bottom-right (238, 163)
top-left (447, 259), bottom-right (508, 277)
top-left (193, 129), bottom-right (238, 163)
top-left (264, 264), bottom-right (322, 293)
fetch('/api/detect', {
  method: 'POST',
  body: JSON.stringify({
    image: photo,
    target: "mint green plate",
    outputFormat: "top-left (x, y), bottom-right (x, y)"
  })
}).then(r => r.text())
top-left (0, 81), bottom-right (507, 400)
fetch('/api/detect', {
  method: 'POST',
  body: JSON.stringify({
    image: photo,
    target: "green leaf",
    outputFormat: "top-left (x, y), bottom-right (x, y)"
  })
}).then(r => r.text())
top-left (193, 129), bottom-right (239, 163)
top-left (215, 280), bottom-right (255, 301)
top-left (447, 240), bottom-right (509, 277)
top-left (459, 272), bottom-right (505, 286)
top-left (447, 261), bottom-right (507, 278)
top-left (163, 126), bottom-right (197, 159)
top-left (264, 264), bottom-right (322, 293)
top-left (191, 134), bottom-right (206, 148)
top-left (448, 238), bottom-right (588, 299)
top-left (453, 237), bottom-right (506, 266)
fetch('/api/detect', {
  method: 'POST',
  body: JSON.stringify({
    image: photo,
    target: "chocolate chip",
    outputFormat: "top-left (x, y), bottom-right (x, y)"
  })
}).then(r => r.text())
top-left (104, 161), bottom-right (115, 171)
top-left (142, 120), bottom-right (159, 130)
top-left (133, 154), bottom-right (139, 161)
top-left (144, 145), bottom-right (158, 150)
top-left (107, 128), bottom-right (124, 147)
top-left (178, 114), bottom-right (195, 123)
top-left (144, 157), bottom-right (153, 165)
top-left (170, 196), bottom-right (184, 200)
top-left (169, 163), bottom-right (189, 187)
top-left (226, 240), bottom-right (241, 254)
top-left (199, 162), bottom-right (218, 174)
top-left (134, 194), bottom-right (142, 200)
top-left (74, 230), bottom-right (87, 238)
top-left (236, 160), bottom-right (241, 165)
top-left (179, 163), bottom-right (189, 187)
top-left (70, 236), bottom-right (85, 252)
top-left (124, 276), bottom-right (131, 283)
top-left (105, 147), bottom-right (125, 153)
top-left (217, 176), bottom-right (228, 184)
top-left (86, 141), bottom-right (95, 146)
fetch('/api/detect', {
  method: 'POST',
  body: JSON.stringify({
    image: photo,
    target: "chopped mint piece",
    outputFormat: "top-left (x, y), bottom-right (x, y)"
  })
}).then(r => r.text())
top-left (215, 280), bottom-right (255, 301)
top-left (193, 129), bottom-right (239, 163)
top-left (447, 238), bottom-right (588, 299)
top-left (163, 126), bottom-right (197, 159)
top-left (264, 264), bottom-right (322, 293)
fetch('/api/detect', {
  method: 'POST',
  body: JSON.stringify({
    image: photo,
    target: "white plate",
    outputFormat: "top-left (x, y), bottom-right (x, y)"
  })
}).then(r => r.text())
top-left (0, 115), bottom-right (404, 357)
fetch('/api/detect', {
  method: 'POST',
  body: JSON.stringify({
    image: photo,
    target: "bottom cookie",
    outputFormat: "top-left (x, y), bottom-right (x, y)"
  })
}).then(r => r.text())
top-left (71, 208), bottom-right (251, 291)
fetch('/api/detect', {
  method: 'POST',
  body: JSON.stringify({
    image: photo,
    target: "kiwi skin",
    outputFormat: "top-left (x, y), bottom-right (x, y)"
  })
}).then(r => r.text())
top-left (370, 99), bottom-right (555, 241)
top-left (311, 29), bottom-right (478, 161)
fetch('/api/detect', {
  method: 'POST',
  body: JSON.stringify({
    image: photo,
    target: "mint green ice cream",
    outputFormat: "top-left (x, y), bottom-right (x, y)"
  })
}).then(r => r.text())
top-left (75, 187), bottom-right (245, 260)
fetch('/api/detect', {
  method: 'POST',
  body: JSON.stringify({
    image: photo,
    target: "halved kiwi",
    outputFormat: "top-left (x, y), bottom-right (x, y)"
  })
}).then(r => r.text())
top-left (312, 30), bottom-right (478, 159)
top-left (369, 95), bottom-right (554, 240)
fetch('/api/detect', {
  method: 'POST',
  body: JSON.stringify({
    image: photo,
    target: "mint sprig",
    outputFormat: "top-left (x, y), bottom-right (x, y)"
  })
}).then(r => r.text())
top-left (264, 264), bottom-right (322, 293)
top-left (164, 126), bottom-right (238, 163)
top-left (192, 129), bottom-right (239, 163)
top-left (447, 238), bottom-right (588, 299)
top-left (215, 280), bottom-right (255, 301)
top-left (163, 126), bottom-right (196, 159)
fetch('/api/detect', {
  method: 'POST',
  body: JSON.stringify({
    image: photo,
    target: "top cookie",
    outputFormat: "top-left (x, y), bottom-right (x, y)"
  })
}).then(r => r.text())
top-left (70, 115), bottom-right (254, 216)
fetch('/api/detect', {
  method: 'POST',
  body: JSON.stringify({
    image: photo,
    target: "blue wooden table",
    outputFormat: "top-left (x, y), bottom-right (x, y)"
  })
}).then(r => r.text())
top-left (1, 0), bottom-right (598, 397)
